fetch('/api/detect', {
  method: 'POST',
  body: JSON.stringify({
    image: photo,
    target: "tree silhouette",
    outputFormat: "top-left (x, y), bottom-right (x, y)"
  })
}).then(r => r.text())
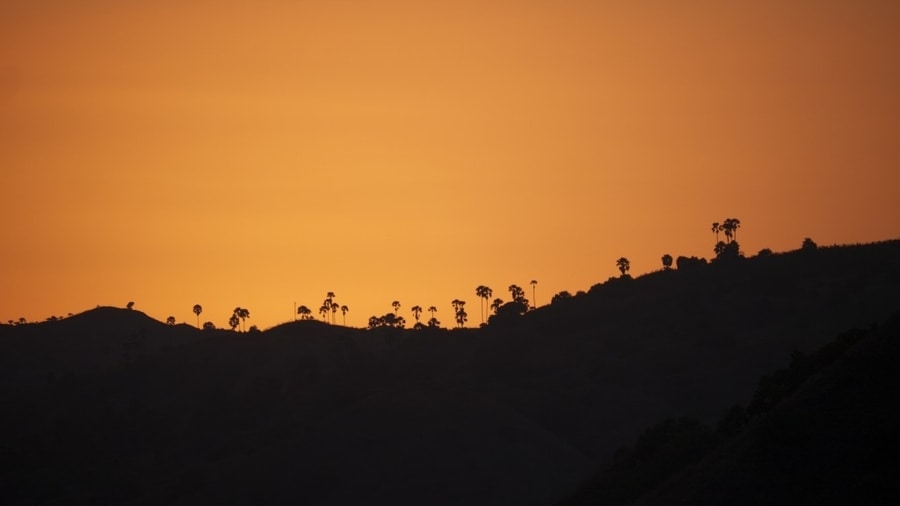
top-left (193, 304), bottom-right (202, 328)
top-left (711, 222), bottom-right (721, 243)
top-left (802, 237), bottom-right (818, 251)
top-left (323, 292), bottom-right (337, 323)
top-left (715, 240), bottom-right (742, 261)
top-left (475, 285), bottom-right (492, 324)
top-left (508, 285), bottom-right (528, 306)
top-left (126, 301), bottom-right (134, 310)
top-left (368, 313), bottom-right (406, 329)
top-left (166, 316), bottom-right (175, 326)
top-left (411, 305), bottom-right (423, 323)
top-left (616, 257), bottom-right (631, 277)
top-left (451, 299), bottom-right (467, 328)
top-left (202, 321), bottom-right (215, 330)
top-left (392, 300), bottom-right (401, 314)
top-left (490, 297), bottom-right (504, 315)
top-left (341, 305), bottom-right (349, 325)
top-left (721, 218), bottom-right (741, 243)
top-left (228, 314), bottom-right (240, 331)
top-left (297, 305), bottom-right (312, 320)
top-left (551, 291), bottom-right (572, 304)
top-left (428, 305), bottom-right (437, 321)
top-left (661, 254), bottom-right (673, 270)
top-left (331, 302), bottom-right (339, 323)
top-left (233, 307), bottom-right (250, 332)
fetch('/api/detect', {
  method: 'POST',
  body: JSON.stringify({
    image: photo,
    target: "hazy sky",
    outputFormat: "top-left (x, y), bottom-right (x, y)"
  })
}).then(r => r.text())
top-left (2, 0), bottom-right (899, 328)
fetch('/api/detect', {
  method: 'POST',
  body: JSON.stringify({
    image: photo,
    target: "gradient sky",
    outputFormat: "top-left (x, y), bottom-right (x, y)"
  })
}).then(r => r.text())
top-left (2, 0), bottom-right (899, 329)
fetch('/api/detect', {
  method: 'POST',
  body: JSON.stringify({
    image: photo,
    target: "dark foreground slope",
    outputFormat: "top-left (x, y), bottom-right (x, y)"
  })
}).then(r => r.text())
top-left (562, 315), bottom-right (900, 505)
top-left (1, 240), bottom-right (899, 505)
top-left (635, 313), bottom-right (900, 505)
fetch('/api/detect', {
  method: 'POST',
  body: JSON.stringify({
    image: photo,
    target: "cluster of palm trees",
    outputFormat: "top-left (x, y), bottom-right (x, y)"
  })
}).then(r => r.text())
top-left (368, 301), bottom-right (440, 329)
top-left (229, 307), bottom-right (250, 331)
top-left (712, 218), bottom-right (742, 258)
top-left (296, 292), bottom-right (349, 325)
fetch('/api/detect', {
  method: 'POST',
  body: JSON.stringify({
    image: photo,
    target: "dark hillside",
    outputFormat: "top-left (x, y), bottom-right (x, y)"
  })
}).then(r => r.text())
top-left (630, 311), bottom-right (900, 505)
top-left (1, 240), bottom-right (899, 505)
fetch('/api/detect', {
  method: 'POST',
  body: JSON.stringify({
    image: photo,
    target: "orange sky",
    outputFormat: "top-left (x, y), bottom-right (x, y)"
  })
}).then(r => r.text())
top-left (2, 0), bottom-right (899, 329)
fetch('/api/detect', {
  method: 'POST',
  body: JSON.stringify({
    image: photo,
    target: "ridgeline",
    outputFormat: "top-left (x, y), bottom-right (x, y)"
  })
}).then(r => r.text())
top-left (2, 240), bottom-right (899, 505)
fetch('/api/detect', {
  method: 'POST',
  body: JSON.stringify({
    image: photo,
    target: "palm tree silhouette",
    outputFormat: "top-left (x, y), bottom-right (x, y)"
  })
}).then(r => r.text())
top-left (475, 285), bottom-right (492, 324)
top-left (341, 305), bottom-right (349, 325)
top-left (233, 307), bottom-right (250, 332)
top-left (721, 218), bottom-right (741, 243)
top-left (711, 222), bottom-right (721, 243)
top-left (193, 304), bottom-right (202, 328)
top-left (490, 298), bottom-right (504, 315)
top-left (428, 306), bottom-right (437, 320)
top-left (616, 257), bottom-right (630, 277)
top-left (228, 314), bottom-right (240, 331)
top-left (508, 285), bottom-right (527, 305)
top-left (530, 280), bottom-right (537, 309)
top-left (323, 292), bottom-right (337, 323)
top-left (392, 300), bottom-right (401, 314)
top-left (450, 299), bottom-right (468, 328)
top-left (331, 302), bottom-right (339, 324)
top-left (319, 304), bottom-right (329, 322)
top-left (411, 305), bottom-right (423, 323)
top-left (297, 305), bottom-right (312, 320)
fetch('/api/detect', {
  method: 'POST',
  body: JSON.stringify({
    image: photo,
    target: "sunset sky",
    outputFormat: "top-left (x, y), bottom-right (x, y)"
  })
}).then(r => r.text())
top-left (2, 0), bottom-right (899, 329)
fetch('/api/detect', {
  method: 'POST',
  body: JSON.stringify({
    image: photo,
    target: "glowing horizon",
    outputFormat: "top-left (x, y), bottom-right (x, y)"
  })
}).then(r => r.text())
top-left (3, 1), bottom-right (900, 329)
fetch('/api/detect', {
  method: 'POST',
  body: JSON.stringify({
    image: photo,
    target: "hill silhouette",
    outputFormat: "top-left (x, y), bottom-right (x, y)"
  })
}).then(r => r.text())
top-left (1, 240), bottom-right (899, 504)
top-left (563, 312), bottom-right (900, 505)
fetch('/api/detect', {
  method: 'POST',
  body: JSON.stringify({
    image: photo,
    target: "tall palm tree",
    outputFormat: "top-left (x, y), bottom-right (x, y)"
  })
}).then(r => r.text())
top-left (193, 304), bottom-right (202, 328)
top-left (341, 305), bottom-right (349, 325)
top-left (428, 306), bottom-right (437, 319)
top-left (475, 285), bottom-right (492, 324)
top-left (730, 218), bottom-right (741, 242)
top-left (616, 257), bottom-right (630, 277)
top-left (324, 292), bottom-right (337, 323)
top-left (331, 302), bottom-right (339, 323)
top-left (411, 305), bottom-right (422, 322)
top-left (236, 307), bottom-right (250, 331)
top-left (319, 304), bottom-right (329, 322)
top-left (711, 222), bottom-right (721, 243)
top-left (451, 299), bottom-right (467, 328)
top-left (530, 280), bottom-right (537, 309)
top-left (392, 300), bottom-right (401, 314)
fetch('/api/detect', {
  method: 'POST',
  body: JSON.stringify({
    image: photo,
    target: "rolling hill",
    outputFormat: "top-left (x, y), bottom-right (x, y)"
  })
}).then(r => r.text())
top-left (1, 240), bottom-right (899, 504)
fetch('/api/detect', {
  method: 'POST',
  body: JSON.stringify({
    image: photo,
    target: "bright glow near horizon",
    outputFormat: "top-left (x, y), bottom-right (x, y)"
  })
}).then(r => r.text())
top-left (2, 1), bottom-right (900, 328)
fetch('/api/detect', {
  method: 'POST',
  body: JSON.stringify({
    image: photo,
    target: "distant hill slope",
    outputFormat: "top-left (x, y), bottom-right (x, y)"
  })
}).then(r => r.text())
top-left (1, 239), bottom-right (899, 505)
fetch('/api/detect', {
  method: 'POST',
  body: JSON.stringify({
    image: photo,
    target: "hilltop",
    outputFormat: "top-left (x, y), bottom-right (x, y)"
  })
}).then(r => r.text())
top-left (1, 239), bottom-right (899, 505)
